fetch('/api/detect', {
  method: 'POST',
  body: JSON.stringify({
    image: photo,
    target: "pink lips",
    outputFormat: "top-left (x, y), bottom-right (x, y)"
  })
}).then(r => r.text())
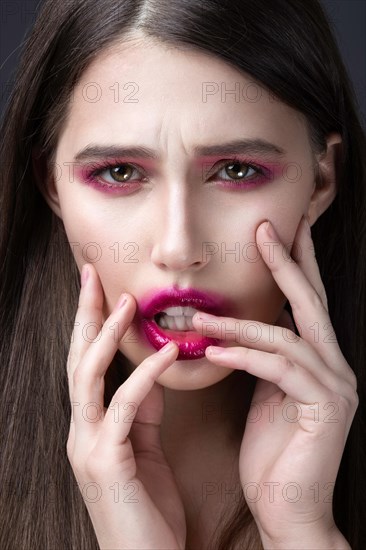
top-left (137, 287), bottom-right (229, 360)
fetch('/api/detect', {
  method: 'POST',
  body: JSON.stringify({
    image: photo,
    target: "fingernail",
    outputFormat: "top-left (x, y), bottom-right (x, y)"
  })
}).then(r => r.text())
top-left (81, 265), bottom-right (89, 287)
top-left (207, 346), bottom-right (225, 355)
top-left (265, 220), bottom-right (276, 239)
top-left (116, 293), bottom-right (127, 309)
top-left (159, 341), bottom-right (176, 353)
top-left (193, 311), bottom-right (215, 322)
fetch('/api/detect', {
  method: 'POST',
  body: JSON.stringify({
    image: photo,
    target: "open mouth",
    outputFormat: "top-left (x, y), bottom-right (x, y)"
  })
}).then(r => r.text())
top-left (140, 307), bottom-right (219, 360)
top-left (138, 287), bottom-right (226, 359)
top-left (153, 306), bottom-right (198, 332)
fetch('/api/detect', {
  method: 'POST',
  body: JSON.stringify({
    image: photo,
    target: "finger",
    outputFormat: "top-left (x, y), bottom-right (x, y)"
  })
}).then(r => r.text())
top-left (67, 262), bottom-right (103, 453)
top-left (94, 342), bottom-right (179, 451)
top-left (291, 216), bottom-right (329, 312)
top-left (192, 313), bottom-right (354, 393)
top-left (204, 345), bottom-right (335, 405)
top-left (255, 219), bottom-right (350, 378)
top-left (67, 263), bottom-right (104, 400)
top-left (71, 292), bottom-right (137, 441)
top-left (128, 381), bottom-right (165, 454)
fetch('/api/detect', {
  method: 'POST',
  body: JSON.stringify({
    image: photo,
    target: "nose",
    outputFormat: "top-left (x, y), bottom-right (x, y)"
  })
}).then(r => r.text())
top-left (150, 186), bottom-right (208, 273)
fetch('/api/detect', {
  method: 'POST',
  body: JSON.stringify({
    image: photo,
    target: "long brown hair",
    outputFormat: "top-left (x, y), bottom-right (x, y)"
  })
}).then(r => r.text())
top-left (1, 1), bottom-right (365, 548)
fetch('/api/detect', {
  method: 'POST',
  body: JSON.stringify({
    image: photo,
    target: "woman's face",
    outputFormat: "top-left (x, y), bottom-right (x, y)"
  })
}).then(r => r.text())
top-left (46, 38), bottom-right (325, 390)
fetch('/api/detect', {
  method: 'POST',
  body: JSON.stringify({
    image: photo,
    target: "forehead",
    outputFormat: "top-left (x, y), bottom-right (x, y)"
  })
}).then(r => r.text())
top-left (58, 39), bottom-right (310, 156)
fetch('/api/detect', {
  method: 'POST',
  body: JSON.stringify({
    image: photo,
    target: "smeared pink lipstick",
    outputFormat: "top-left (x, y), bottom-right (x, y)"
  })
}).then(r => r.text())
top-left (137, 287), bottom-right (231, 360)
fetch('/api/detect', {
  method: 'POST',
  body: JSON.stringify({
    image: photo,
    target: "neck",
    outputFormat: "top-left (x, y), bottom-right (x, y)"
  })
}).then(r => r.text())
top-left (112, 350), bottom-right (255, 447)
top-left (161, 369), bottom-right (255, 447)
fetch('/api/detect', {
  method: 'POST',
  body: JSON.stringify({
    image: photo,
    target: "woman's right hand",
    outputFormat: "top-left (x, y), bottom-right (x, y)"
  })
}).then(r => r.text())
top-left (66, 263), bottom-right (186, 550)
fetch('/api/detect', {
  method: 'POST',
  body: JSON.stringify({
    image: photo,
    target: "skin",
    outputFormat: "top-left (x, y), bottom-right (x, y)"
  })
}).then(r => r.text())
top-left (36, 35), bottom-right (356, 548)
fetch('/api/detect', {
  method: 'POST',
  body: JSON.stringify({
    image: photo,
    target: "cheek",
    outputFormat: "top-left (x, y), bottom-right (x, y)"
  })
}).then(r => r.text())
top-left (217, 192), bottom-right (306, 322)
top-left (59, 202), bottom-right (137, 304)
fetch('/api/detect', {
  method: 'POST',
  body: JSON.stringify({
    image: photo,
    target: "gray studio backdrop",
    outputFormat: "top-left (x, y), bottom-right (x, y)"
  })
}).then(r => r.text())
top-left (0, 0), bottom-right (365, 128)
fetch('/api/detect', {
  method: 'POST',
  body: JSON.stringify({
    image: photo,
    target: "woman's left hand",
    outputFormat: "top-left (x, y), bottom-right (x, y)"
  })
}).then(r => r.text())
top-left (192, 216), bottom-right (358, 548)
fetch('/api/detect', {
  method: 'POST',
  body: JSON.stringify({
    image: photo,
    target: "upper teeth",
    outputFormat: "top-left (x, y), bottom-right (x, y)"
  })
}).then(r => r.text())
top-left (160, 306), bottom-right (198, 316)
top-left (155, 306), bottom-right (199, 331)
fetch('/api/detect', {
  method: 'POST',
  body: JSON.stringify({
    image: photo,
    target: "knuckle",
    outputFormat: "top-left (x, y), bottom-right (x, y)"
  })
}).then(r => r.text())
top-left (67, 348), bottom-right (80, 375)
top-left (71, 455), bottom-right (87, 476)
top-left (239, 346), bottom-right (250, 360)
top-left (282, 328), bottom-right (297, 343)
top-left (308, 289), bottom-right (324, 309)
top-left (68, 446), bottom-right (94, 475)
top-left (73, 365), bottom-right (86, 386)
top-left (347, 370), bottom-right (358, 391)
top-left (269, 328), bottom-right (282, 354)
top-left (291, 289), bottom-right (324, 314)
top-left (280, 355), bottom-right (294, 370)
top-left (346, 388), bottom-right (359, 409)
top-left (84, 450), bottom-right (109, 478)
top-left (275, 355), bottom-right (294, 383)
top-left (339, 390), bottom-right (359, 412)
top-left (111, 387), bottom-right (127, 407)
top-left (337, 363), bottom-right (357, 391)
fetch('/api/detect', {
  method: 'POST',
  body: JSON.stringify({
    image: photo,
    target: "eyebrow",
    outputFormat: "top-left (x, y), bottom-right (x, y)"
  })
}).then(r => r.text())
top-left (73, 138), bottom-right (287, 163)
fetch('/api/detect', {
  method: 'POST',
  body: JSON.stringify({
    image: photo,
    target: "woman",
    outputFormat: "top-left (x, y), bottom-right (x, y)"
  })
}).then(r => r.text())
top-left (0, 0), bottom-right (365, 548)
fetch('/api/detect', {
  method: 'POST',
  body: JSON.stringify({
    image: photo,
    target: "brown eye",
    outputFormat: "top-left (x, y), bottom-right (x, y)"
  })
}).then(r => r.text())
top-left (109, 164), bottom-right (136, 182)
top-left (224, 162), bottom-right (251, 180)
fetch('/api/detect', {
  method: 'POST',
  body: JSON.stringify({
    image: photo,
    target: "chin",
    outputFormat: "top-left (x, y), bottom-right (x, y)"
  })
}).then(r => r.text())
top-left (117, 334), bottom-right (234, 390)
top-left (154, 358), bottom-right (234, 390)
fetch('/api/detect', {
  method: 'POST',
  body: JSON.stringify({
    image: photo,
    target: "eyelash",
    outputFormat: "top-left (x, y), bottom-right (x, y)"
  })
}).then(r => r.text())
top-left (83, 157), bottom-right (269, 193)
